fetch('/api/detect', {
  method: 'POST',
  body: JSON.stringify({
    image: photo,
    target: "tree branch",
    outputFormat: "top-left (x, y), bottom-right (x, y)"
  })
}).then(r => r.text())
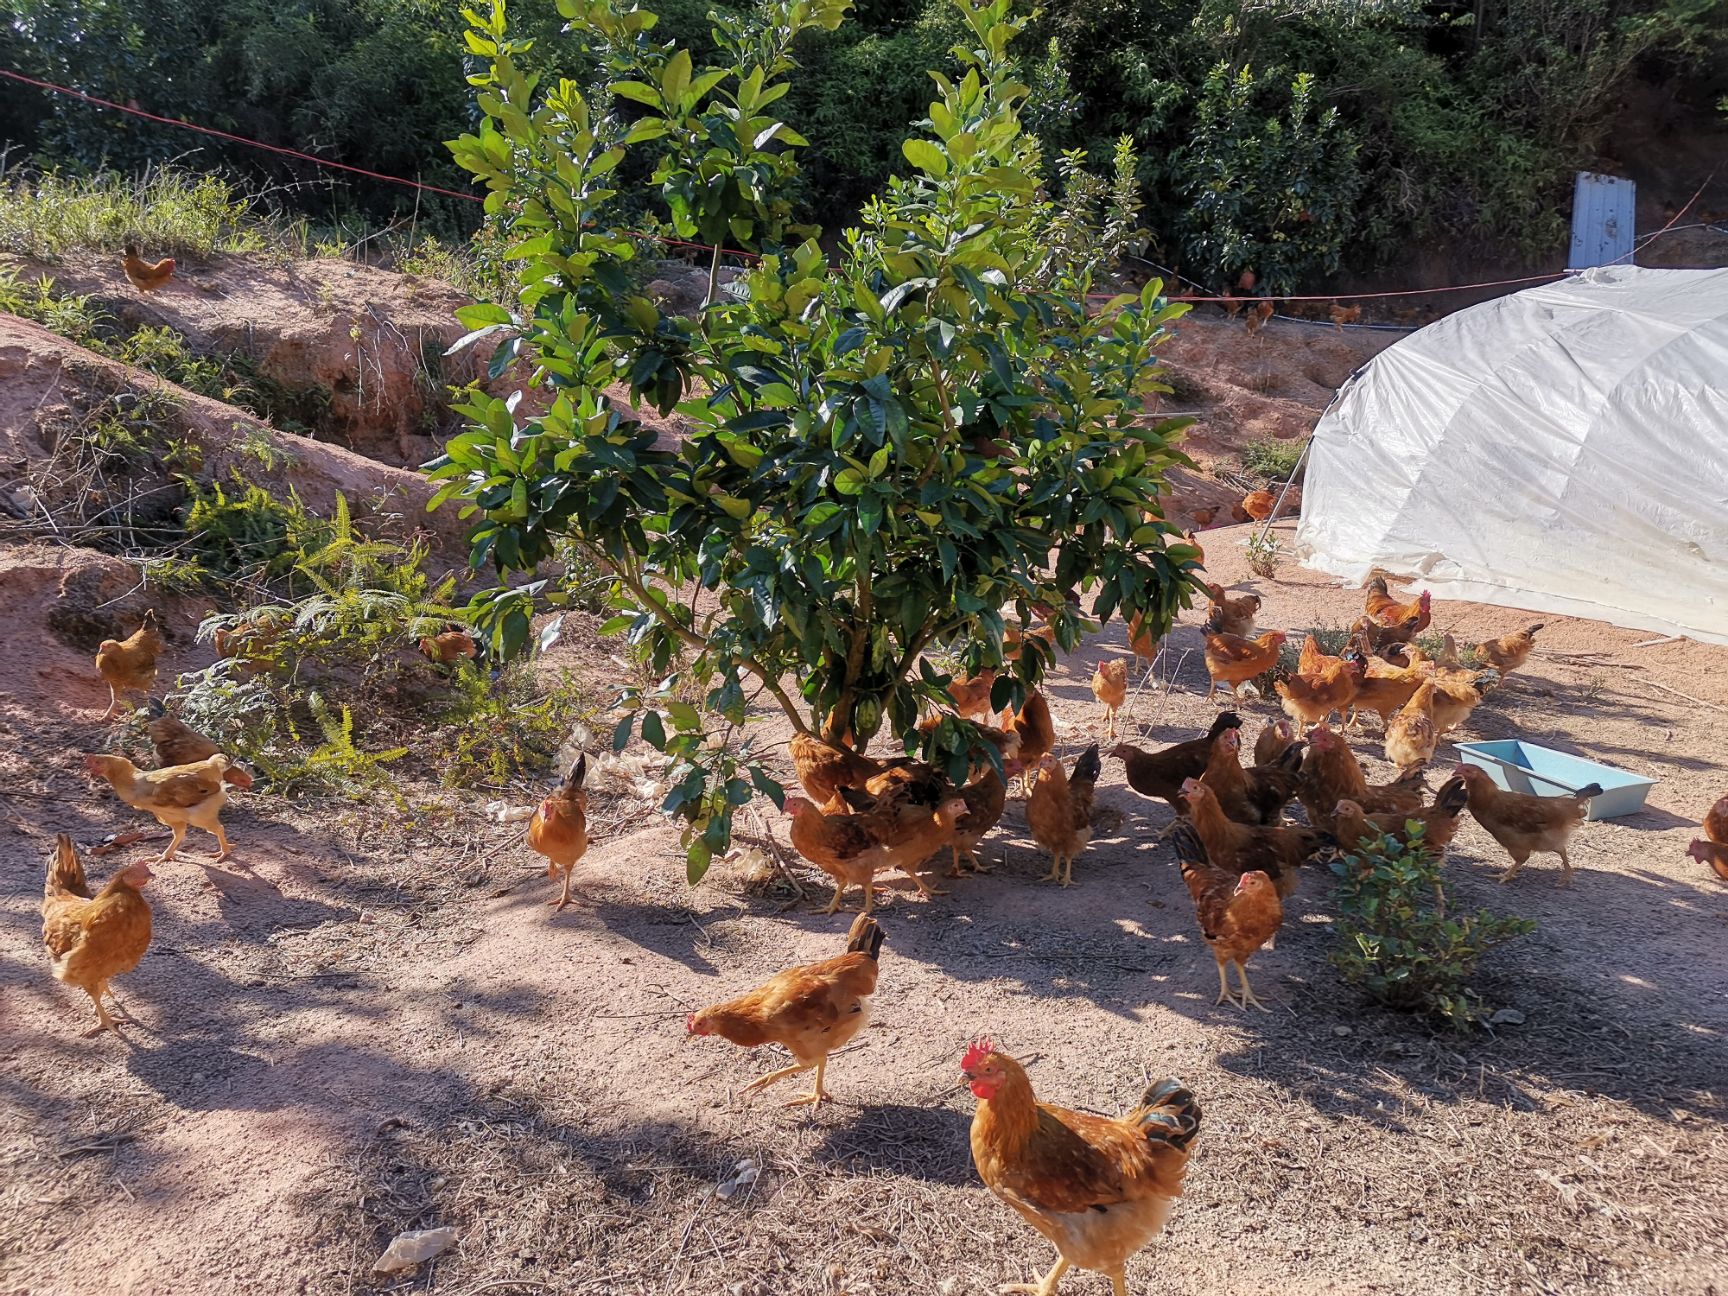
top-left (613, 565), bottom-right (810, 735)
top-left (915, 356), bottom-right (959, 487)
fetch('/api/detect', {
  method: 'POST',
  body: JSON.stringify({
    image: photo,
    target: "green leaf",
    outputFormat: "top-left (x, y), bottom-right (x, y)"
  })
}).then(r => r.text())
top-left (901, 139), bottom-right (948, 177)
top-left (612, 712), bottom-right (635, 751)
top-left (612, 81), bottom-right (663, 109)
top-left (641, 710), bottom-right (667, 748)
top-left (660, 50), bottom-right (692, 109)
top-left (686, 838), bottom-right (712, 884)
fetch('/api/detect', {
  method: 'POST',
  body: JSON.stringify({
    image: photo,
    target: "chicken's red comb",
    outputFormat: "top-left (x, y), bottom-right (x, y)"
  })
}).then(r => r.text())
top-left (961, 1037), bottom-right (997, 1070)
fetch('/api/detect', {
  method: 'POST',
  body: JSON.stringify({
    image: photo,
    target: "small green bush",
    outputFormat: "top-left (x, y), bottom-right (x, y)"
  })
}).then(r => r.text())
top-left (1240, 436), bottom-right (1305, 484)
top-left (182, 474), bottom-right (334, 586)
top-left (1330, 828), bottom-right (1535, 1030)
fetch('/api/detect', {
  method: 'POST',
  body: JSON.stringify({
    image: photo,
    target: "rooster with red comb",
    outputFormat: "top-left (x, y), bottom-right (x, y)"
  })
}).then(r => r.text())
top-left (962, 1038), bottom-right (1200, 1295)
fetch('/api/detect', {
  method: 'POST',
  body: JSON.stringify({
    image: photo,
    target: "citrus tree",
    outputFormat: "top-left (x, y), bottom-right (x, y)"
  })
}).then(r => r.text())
top-left (432, 0), bottom-right (1201, 878)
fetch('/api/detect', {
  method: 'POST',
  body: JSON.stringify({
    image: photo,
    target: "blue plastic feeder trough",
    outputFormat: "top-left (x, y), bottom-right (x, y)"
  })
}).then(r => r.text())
top-left (1454, 740), bottom-right (1656, 821)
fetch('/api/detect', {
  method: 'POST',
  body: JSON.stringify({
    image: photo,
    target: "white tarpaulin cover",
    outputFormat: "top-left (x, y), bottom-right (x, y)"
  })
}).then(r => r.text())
top-left (1296, 265), bottom-right (1728, 645)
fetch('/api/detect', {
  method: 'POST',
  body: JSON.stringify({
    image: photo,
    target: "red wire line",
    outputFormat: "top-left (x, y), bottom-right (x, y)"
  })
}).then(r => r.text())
top-left (2, 65), bottom-right (1685, 305)
top-left (0, 67), bottom-right (484, 202)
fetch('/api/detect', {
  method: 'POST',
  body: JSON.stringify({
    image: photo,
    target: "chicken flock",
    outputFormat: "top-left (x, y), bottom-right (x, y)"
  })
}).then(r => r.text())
top-left (41, 564), bottom-right (1712, 1296)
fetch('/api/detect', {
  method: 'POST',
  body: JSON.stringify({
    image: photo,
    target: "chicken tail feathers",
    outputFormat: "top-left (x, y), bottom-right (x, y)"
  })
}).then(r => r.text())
top-left (1434, 776), bottom-right (1469, 815)
top-left (845, 913), bottom-right (885, 961)
top-left (146, 696), bottom-right (168, 718)
top-left (1208, 711), bottom-right (1243, 739)
top-left (1071, 743), bottom-right (1102, 789)
top-left (46, 834), bottom-right (91, 899)
top-left (1132, 1079), bottom-right (1203, 1151)
top-left (1574, 783), bottom-right (1604, 803)
top-left (562, 752), bottom-right (588, 792)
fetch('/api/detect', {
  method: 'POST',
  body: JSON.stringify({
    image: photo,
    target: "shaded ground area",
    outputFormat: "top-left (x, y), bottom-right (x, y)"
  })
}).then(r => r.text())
top-left (2, 526), bottom-right (1723, 1295)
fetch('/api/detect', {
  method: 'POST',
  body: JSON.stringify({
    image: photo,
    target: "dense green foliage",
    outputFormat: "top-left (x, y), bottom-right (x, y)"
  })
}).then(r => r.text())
top-left (1331, 828), bottom-right (1536, 1030)
top-left (433, 0), bottom-right (1199, 874)
top-left (2, 0), bottom-right (1720, 285)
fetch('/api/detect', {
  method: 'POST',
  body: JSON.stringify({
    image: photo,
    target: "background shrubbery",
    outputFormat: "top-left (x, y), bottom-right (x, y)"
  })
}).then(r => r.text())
top-left (1, 0), bottom-right (1722, 290)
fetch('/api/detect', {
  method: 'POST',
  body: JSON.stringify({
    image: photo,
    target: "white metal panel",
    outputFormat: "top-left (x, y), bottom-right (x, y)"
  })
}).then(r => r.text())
top-left (1569, 171), bottom-right (1636, 269)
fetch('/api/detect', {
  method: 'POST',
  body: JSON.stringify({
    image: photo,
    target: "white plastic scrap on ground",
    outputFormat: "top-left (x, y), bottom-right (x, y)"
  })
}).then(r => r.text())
top-left (372, 1226), bottom-right (458, 1272)
top-left (714, 1157), bottom-right (760, 1201)
top-left (484, 800), bottom-right (535, 824)
top-left (590, 750), bottom-right (672, 807)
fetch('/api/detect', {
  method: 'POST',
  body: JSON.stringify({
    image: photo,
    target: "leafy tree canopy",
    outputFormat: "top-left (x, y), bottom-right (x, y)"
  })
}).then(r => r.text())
top-left (430, 0), bottom-right (1200, 877)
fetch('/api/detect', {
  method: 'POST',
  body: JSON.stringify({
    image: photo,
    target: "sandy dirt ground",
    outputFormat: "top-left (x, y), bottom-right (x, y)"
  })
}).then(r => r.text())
top-left (2, 527), bottom-right (1725, 1296)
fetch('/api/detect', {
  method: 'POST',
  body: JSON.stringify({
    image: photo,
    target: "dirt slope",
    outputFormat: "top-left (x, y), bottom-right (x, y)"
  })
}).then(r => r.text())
top-left (0, 311), bottom-right (472, 558)
top-left (8, 253), bottom-right (487, 464)
top-left (2, 527), bottom-right (1723, 1296)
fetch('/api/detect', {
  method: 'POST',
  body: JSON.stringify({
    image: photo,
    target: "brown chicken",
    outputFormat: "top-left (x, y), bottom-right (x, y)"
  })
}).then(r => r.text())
top-left (1276, 643), bottom-right (1368, 734)
top-left (1198, 726), bottom-right (1303, 827)
top-left (1172, 822), bottom-right (1283, 1010)
top-left (787, 793), bottom-right (967, 913)
top-left (1111, 713), bottom-right (1241, 813)
top-left (212, 618), bottom-right (280, 665)
top-left (1245, 299), bottom-right (1275, 335)
top-left (949, 668), bottom-right (1000, 722)
top-left (1203, 630), bottom-right (1286, 700)
top-left (1476, 624), bottom-right (1543, 677)
top-left (1705, 794), bottom-right (1728, 847)
top-left (1005, 621), bottom-right (1059, 669)
top-left (528, 754), bottom-right (589, 909)
top-left (1430, 669), bottom-right (1502, 734)
top-left (1027, 745), bottom-right (1102, 887)
top-left (41, 835), bottom-right (154, 1034)
top-left (419, 627), bottom-right (478, 664)
top-left (687, 913), bottom-right (883, 1107)
top-left (1254, 718), bottom-right (1297, 767)
top-left (1685, 838), bottom-right (1728, 882)
top-left (1329, 303), bottom-right (1362, 329)
top-left (121, 243), bottom-right (175, 291)
top-left (1384, 680), bottom-right (1438, 770)
top-left (1092, 660), bottom-right (1129, 739)
top-left (1332, 775), bottom-right (1470, 857)
top-left (1180, 779), bottom-right (1332, 899)
top-left (1455, 765), bottom-right (1600, 886)
top-left (1126, 611), bottom-right (1160, 668)
top-left (1364, 577), bottom-right (1432, 635)
top-left (964, 1040), bottom-right (1201, 1296)
top-left (1347, 652), bottom-right (1429, 730)
top-left (1202, 583), bottom-right (1261, 638)
top-left (1298, 723), bottom-right (1426, 832)
top-left (789, 731), bottom-right (891, 808)
top-left (1182, 529), bottom-right (1205, 567)
top-left (948, 762), bottom-right (1019, 876)
top-left (144, 699), bottom-right (254, 789)
top-left (1241, 489), bottom-right (1277, 521)
top-left (95, 609), bottom-right (163, 718)
top-left (85, 753), bottom-right (235, 861)
top-left (1006, 690), bottom-right (1056, 794)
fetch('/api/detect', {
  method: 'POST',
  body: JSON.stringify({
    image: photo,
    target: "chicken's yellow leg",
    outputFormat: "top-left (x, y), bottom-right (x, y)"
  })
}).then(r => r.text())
top-left (1214, 958), bottom-right (1237, 1007)
top-left (84, 985), bottom-right (118, 1034)
top-left (824, 881), bottom-right (848, 914)
top-left (741, 1061), bottom-right (810, 1097)
top-left (1001, 1256), bottom-right (1071, 1296)
top-left (1236, 960), bottom-right (1270, 1013)
top-left (782, 1055), bottom-right (831, 1108)
top-left (156, 822), bottom-right (187, 863)
top-left (209, 819), bottom-right (232, 862)
top-left (1109, 1270), bottom-right (1129, 1296)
